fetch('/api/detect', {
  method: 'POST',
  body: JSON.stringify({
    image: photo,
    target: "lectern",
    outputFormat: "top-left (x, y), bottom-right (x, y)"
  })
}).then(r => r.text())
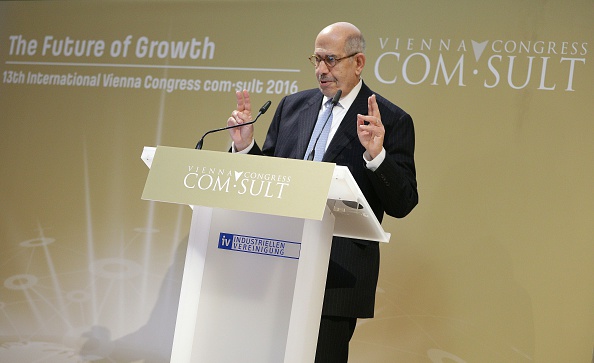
top-left (141, 146), bottom-right (389, 363)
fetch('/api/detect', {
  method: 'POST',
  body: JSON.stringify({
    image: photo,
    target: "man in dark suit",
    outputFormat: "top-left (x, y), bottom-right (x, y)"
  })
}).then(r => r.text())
top-left (227, 22), bottom-right (418, 363)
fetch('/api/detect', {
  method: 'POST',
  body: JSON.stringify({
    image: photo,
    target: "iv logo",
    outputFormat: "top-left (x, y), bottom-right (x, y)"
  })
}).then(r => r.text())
top-left (217, 233), bottom-right (301, 260)
top-left (219, 233), bottom-right (233, 249)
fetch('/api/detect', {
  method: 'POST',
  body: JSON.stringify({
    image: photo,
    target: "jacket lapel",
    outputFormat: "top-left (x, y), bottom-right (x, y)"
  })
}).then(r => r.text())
top-left (322, 83), bottom-right (372, 162)
top-left (297, 93), bottom-right (325, 159)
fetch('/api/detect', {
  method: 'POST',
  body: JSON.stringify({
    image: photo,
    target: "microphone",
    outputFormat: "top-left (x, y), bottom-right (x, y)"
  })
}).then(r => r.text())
top-left (195, 100), bottom-right (272, 150)
top-left (306, 89), bottom-right (342, 161)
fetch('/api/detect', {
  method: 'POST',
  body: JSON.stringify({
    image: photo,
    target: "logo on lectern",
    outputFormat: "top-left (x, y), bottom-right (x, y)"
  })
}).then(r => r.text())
top-left (184, 166), bottom-right (292, 199)
top-left (218, 233), bottom-right (301, 260)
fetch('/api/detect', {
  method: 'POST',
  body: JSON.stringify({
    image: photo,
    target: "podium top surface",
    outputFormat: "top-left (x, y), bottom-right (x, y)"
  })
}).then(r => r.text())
top-left (141, 146), bottom-right (334, 221)
top-left (142, 146), bottom-right (390, 242)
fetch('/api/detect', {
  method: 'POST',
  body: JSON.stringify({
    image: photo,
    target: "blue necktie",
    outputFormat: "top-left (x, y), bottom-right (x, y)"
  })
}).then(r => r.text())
top-left (305, 100), bottom-right (334, 161)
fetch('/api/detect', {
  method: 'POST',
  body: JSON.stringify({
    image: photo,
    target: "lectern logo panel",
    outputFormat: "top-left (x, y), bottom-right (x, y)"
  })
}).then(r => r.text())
top-left (142, 147), bottom-right (335, 220)
top-left (184, 166), bottom-right (292, 200)
top-left (218, 233), bottom-right (301, 260)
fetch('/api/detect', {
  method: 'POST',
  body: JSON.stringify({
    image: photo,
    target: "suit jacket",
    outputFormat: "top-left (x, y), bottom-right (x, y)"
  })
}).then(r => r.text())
top-left (249, 81), bottom-right (418, 318)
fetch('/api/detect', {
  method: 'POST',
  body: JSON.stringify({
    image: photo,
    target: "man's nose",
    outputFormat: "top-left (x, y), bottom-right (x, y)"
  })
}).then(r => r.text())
top-left (317, 61), bottom-right (330, 74)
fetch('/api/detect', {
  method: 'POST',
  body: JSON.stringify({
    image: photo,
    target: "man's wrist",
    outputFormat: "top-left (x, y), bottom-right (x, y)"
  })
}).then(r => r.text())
top-left (232, 139), bottom-right (255, 154)
top-left (363, 148), bottom-right (386, 171)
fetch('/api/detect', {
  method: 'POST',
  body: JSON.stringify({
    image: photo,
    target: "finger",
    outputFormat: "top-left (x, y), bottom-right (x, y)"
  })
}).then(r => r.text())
top-left (231, 110), bottom-right (248, 124)
top-left (235, 90), bottom-right (251, 113)
top-left (236, 91), bottom-right (244, 110)
top-left (368, 94), bottom-right (381, 119)
top-left (357, 113), bottom-right (365, 126)
top-left (357, 113), bottom-right (382, 127)
top-left (357, 114), bottom-right (374, 131)
top-left (227, 116), bottom-right (237, 127)
top-left (242, 90), bottom-right (252, 114)
top-left (357, 114), bottom-right (377, 136)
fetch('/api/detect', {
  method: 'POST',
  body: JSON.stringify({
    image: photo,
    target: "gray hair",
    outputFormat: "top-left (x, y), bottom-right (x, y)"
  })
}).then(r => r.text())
top-left (345, 33), bottom-right (366, 54)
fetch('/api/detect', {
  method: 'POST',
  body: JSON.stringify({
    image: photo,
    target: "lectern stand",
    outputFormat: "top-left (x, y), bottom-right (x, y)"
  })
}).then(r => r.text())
top-left (141, 146), bottom-right (389, 363)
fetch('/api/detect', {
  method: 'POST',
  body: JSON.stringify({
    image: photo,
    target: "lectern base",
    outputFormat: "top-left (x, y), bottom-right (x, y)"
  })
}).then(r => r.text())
top-left (171, 206), bottom-right (334, 363)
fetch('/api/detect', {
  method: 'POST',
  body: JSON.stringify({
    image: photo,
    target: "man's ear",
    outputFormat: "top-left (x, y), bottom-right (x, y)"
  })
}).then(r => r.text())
top-left (356, 53), bottom-right (366, 76)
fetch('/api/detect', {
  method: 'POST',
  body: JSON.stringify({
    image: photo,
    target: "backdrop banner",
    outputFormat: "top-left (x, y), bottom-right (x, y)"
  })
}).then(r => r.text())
top-left (1, 1), bottom-right (592, 362)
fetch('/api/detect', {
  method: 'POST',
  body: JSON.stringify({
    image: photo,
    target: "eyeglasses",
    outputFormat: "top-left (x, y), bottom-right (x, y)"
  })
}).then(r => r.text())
top-left (308, 53), bottom-right (359, 68)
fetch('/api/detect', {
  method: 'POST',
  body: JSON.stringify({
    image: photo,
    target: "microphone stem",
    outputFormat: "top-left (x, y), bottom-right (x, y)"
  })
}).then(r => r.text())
top-left (195, 100), bottom-right (270, 150)
top-left (195, 113), bottom-right (259, 150)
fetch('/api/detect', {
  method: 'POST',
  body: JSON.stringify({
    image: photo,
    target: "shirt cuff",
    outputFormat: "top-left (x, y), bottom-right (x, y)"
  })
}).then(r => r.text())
top-left (363, 148), bottom-right (386, 171)
top-left (232, 139), bottom-right (255, 154)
